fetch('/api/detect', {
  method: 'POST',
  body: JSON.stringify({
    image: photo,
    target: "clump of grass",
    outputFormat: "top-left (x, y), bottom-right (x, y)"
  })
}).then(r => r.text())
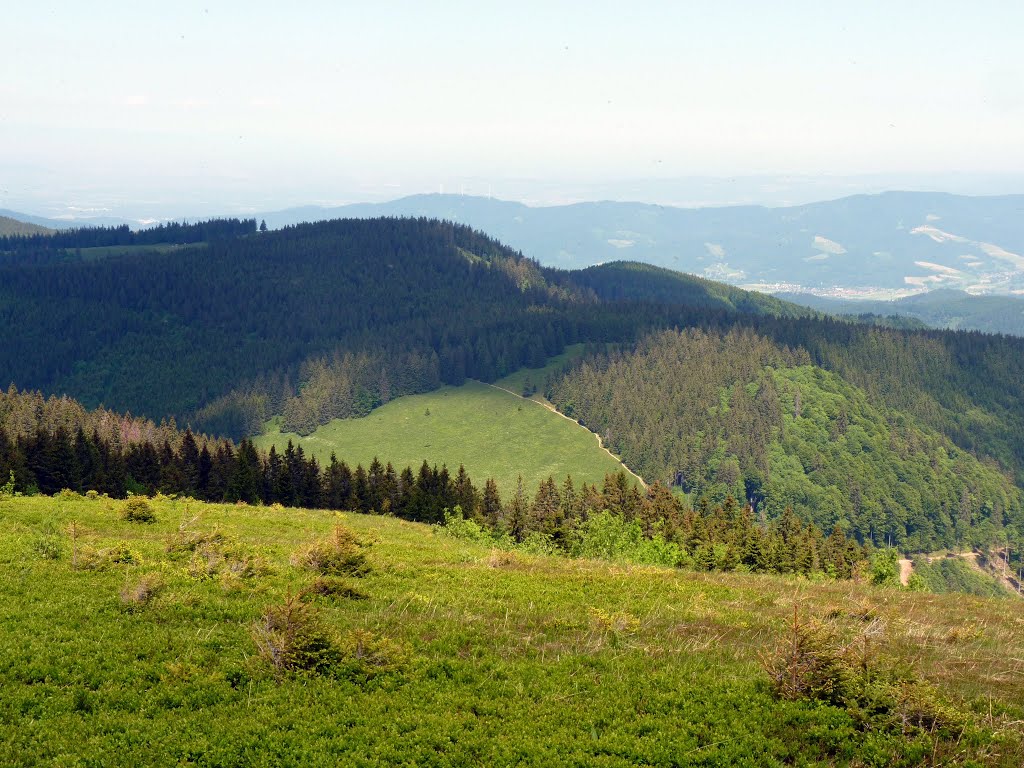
top-left (166, 528), bottom-right (228, 555)
top-left (588, 607), bottom-right (641, 650)
top-left (77, 541), bottom-right (143, 571)
top-left (487, 549), bottom-right (521, 568)
top-left (187, 541), bottom-right (271, 581)
top-left (337, 629), bottom-right (407, 679)
top-left (300, 576), bottom-right (369, 602)
top-left (121, 496), bottom-right (156, 523)
top-left (30, 531), bottom-right (65, 560)
top-left (120, 573), bottom-right (165, 609)
top-left (292, 524), bottom-right (370, 577)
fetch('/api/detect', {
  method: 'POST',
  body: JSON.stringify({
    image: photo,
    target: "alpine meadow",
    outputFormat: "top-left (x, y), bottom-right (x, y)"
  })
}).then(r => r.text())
top-left (5, 4), bottom-right (1024, 764)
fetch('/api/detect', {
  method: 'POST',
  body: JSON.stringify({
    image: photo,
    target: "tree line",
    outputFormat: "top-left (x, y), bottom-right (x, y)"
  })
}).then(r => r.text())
top-left (0, 415), bottom-right (867, 580)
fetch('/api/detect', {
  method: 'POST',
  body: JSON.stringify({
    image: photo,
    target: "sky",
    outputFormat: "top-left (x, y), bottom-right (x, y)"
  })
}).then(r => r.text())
top-left (3, 1), bottom-right (1024, 218)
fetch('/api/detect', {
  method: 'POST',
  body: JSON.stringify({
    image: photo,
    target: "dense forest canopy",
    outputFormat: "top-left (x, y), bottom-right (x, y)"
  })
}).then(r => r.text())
top-left (546, 328), bottom-right (1022, 552)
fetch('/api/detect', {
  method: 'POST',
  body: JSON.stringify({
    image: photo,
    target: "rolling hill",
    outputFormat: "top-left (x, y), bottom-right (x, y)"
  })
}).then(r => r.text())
top-left (3, 216), bottom-right (1024, 566)
top-left (256, 191), bottom-right (1024, 295)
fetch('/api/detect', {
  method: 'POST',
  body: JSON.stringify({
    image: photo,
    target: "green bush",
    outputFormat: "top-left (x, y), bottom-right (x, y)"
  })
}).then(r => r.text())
top-left (438, 507), bottom-right (495, 544)
top-left (120, 574), bottom-right (165, 609)
top-left (121, 497), bottom-right (156, 524)
top-left (300, 576), bottom-right (369, 602)
top-left (251, 595), bottom-right (341, 676)
top-left (763, 606), bottom-right (971, 739)
top-left (292, 525), bottom-right (371, 577)
top-left (569, 510), bottom-right (682, 567)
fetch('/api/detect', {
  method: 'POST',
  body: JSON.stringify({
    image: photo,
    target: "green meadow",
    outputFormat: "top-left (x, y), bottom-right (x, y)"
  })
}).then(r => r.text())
top-left (492, 342), bottom-right (588, 401)
top-left (1, 493), bottom-right (1022, 766)
top-left (256, 376), bottom-right (630, 495)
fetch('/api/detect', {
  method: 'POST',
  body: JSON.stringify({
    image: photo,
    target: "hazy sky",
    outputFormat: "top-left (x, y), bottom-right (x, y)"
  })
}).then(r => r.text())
top-left (4, 1), bottom-right (1024, 215)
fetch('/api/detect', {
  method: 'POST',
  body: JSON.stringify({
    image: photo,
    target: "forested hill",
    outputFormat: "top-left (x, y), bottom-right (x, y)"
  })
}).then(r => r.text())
top-left (546, 328), bottom-right (1023, 553)
top-left (565, 261), bottom-right (810, 317)
top-left (0, 217), bottom-right (807, 438)
top-left (0, 218), bottom-right (588, 434)
top-left (0, 215), bottom-right (52, 238)
top-left (4, 215), bottom-right (1024, 502)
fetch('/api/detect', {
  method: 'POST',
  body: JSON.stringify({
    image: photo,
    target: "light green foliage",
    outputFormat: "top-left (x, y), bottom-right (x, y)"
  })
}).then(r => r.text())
top-left (548, 329), bottom-right (1022, 553)
top-left (0, 495), bottom-right (1020, 766)
top-left (869, 548), bottom-right (902, 587)
top-left (569, 510), bottom-right (684, 568)
top-left (256, 379), bottom-right (630, 494)
top-left (1, 471), bottom-right (15, 497)
top-left (291, 524), bottom-right (371, 577)
top-left (439, 506), bottom-right (497, 544)
top-left (121, 496), bottom-right (157, 523)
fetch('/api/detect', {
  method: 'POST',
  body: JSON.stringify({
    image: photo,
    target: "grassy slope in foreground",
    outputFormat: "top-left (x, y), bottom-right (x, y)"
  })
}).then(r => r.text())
top-left (256, 376), bottom-right (632, 494)
top-left (1, 494), bottom-right (1022, 766)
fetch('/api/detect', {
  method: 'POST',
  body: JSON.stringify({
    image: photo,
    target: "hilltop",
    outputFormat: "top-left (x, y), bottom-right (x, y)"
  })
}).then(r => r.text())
top-left (0, 493), bottom-right (1021, 766)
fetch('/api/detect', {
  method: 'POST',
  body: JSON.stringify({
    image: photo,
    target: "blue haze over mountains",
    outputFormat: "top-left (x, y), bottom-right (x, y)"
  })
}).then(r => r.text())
top-left (257, 192), bottom-right (1024, 297)
top-left (6, 190), bottom-right (1024, 297)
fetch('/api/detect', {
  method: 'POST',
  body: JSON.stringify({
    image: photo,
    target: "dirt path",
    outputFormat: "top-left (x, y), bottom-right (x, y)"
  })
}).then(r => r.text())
top-left (898, 558), bottom-right (913, 586)
top-left (484, 382), bottom-right (648, 489)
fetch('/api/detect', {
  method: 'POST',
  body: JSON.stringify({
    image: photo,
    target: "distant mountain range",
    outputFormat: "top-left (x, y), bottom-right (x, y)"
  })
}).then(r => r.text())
top-left (0, 208), bottom-right (133, 230)
top-left (778, 288), bottom-right (1024, 337)
top-left (252, 191), bottom-right (1024, 296)
top-left (5, 191), bottom-right (1024, 295)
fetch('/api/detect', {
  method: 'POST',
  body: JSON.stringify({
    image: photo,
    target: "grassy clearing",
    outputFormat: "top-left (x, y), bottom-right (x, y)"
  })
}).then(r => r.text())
top-left (74, 242), bottom-right (203, 259)
top-left (255, 377), bottom-right (629, 494)
top-left (1, 493), bottom-right (1022, 766)
top-left (493, 342), bottom-right (588, 402)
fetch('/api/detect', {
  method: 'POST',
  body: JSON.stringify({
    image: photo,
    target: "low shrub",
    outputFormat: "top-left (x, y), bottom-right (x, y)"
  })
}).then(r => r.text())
top-left (187, 541), bottom-right (271, 581)
top-left (761, 606), bottom-right (849, 706)
top-left (166, 528), bottom-right (228, 554)
top-left (252, 595), bottom-right (340, 676)
top-left (762, 605), bottom-right (971, 739)
top-left (292, 525), bottom-right (370, 577)
top-left (30, 532), bottom-right (65, 560)
top-left (121, 497), bottom-right (156, 524)
top-left (569, 510), bottom-right (682, 567)
top-left (336, 629), bottom-right (407, 680)
top-left (120, 574), bottom-right (165, 609)
top-left (300, 576), bottom-right (369, 602)
top-left (77, 541), bottom-right (143, 570)
top-left (438, 507), bottom-right (495, 544)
